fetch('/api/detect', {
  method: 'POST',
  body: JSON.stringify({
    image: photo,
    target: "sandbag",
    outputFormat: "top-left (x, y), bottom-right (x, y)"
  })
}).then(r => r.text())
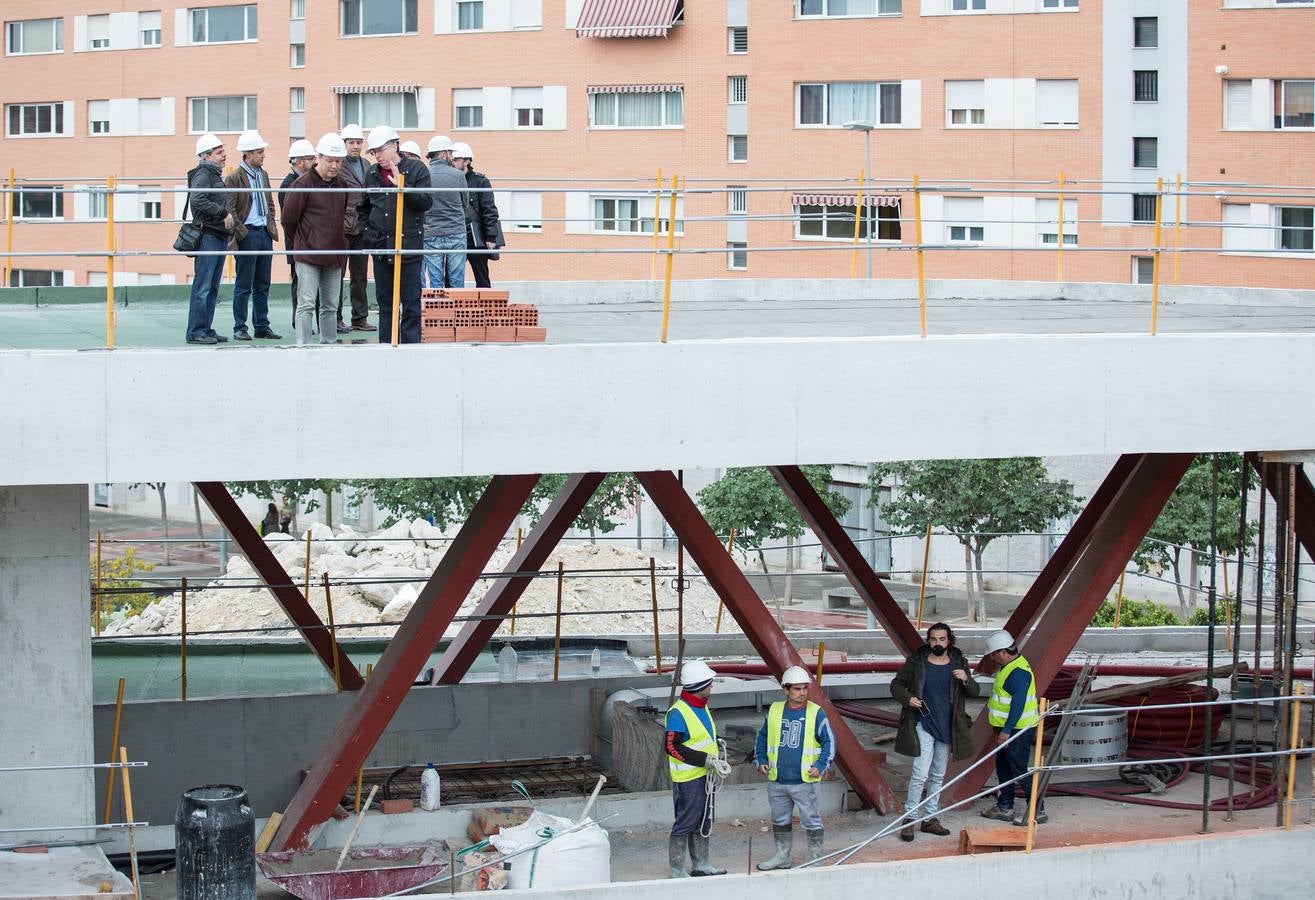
top-left (488, 810), bottom-right (610, 889)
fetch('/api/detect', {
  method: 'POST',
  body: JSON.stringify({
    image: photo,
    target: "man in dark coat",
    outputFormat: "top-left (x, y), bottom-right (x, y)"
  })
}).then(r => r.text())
top-left (890, 622), bottom-right (981, 841)
top-left (358, 126), bottom-right (432, 344)
top-left (184, 133), bottom-right (233, 345)
top-left (451, 142), bottom-right (504, 288)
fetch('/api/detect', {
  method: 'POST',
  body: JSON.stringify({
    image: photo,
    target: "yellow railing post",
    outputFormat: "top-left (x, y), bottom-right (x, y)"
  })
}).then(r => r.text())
top-left (651, 168), bottom-right (662, 280)
top-left (1285, 683), bottom-right (1304, 830)
top-left (913, 176), bottom-right (927, 338)
top-left (106, 176), bottom-right (117, 349)
top-left (1056, 171), bottom-right (1066, 283)
top-left (815, 641), bottom-right (827, 686)
top-left (391, 173), bottom-right (405, 346)
top-left (659, 174), bottom-right (679, 343)
top-left (4, 168), bottom-right (14, 288)
top-left (1150, 177), bottom-right (1164, 336)
top-left (1024, 697), bottom-right (1048, 852)
top-left (1173, 173), bottom-right (1183, 285)
top-left (850, 170), bottom-right (865, 279)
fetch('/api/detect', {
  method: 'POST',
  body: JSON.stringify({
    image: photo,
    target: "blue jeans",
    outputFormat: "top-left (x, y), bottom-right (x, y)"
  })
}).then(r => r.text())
top-left (423, 233), bottom-right (466, 289)
top-left (186, 232), bottom-right (227, 340)
top-left (232, 226), bottom-right (272, 333)
top-left (906, 721), bottom-right (951, 817)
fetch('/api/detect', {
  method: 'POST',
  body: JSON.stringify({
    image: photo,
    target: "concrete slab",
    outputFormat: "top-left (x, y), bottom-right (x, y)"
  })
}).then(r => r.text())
top-left (0, 846), bottom-right (134, 899)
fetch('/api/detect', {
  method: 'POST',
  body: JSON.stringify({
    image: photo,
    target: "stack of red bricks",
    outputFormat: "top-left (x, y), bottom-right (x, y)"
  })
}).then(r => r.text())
top-left (419, 288), bottom-right (547, 344)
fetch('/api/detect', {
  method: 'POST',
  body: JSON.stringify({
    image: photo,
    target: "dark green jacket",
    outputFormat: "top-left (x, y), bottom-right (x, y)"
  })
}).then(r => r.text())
top-left (890, 645), bottom-right (980, 760)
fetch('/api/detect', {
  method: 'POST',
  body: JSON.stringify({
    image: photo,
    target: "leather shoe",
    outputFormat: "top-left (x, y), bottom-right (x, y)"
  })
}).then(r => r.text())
top-left (233, 330), bottom-right (252, 341)
top-left (920, 818), bottom-right (951, 836)
top-left (899, 820), bottom-right (915, 843)
top-left (254, 329), bottom-right (282, 339)
top-left (186, 334), bottom-right (218, 345)
top-left (353, 321), bottom-right (377, 331)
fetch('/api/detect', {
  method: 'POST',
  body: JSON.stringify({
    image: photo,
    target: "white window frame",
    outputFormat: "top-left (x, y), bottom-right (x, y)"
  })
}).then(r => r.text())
top-left (795, 202), bottom-right (901, 242)
top-left (340, 0), bottom-right (418, 37)
top-left (728, 186), bottom-right (747, 215)
top-left (950, 0), bottom-right (986, 12)
top-left (5, 102), bottom-right (67, 138)
top-left (1133, 70), bottom-right (1158, 103)
top-left (87, 15), bottom-right (111, 50)
top-left (1274, 80), bottom-right (1314, 130)
top-left (188, 95), bottom-right (258, 133)
top-left (87, 186), bottom-right (111, 221)
top-left (453, 88), bottom-right (484, 129)
top-left (513, 87), bottom-right (544, 129)
top-left (456, 0), bottom-right (485, 31)
top-left (1132, 136), bottom-right (1158, 169)
top-left (1133, 16), bottom-right (1157, 49)
top-left (1036, 79), bottom-right (1079, 128)
top-left (727, 242), bottom-right (748, 270)
top-left (140, 11), bottom-right (162, 47)
top-left (1041, 0), bottom-right (1079, 9)
top-left (190, 5), bottom-right (259, 44)
top-left (1131, 193), bottom-right (1158, 224)
top-left (728, 76), bottom-right (747, 104)
top-left (1224, 80), bottom-right (1253, 130)
top-left (11, 185), bottom-right (64, 220)
top-left (141, 187), bottom-right (163, 220)
top-left (8, 268), bottom-right (66, 287)
top-left (591, 195), bottom-right (682, 236)
top-left (1036, 199), bottom-right (1078, 247)
top-left (291, 0), bottom-right (307, 19)
top-left (945, 80), bottom-right (985, 128)
top-left (1275, 206), bottom-right (1314, 252)
top-left (290, 43), bottom-right (305, 66)
top-left (728, 135), bottom-right (748, 162)
top-left (589, 90), bottom-right (684, 130)
top-left (944, 197), bottom-right (984, 244)
top-left (5, 18), bottom-right (63, 55)
top-left (796, 0), bottom-right (902, 17)
top-left (796, 81), bottom-right (902, 128)
top-left (338, 92), bottom-right (418, 129)
top-left (728, 26), bottom-right (747, 54)
top-left (1132, 256), bottom-right (1154, 284)
top-left (290, 87), bottom-right (306, 113)
top-left (89, 100), bottom-right (111, 135)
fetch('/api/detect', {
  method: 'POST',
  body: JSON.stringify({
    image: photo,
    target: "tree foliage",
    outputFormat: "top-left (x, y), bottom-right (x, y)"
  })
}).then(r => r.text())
top-left (525, 474), bottom-right (639, 541)
top-left (92, 547), bottom-right (156, 628)
top-left (353, 477), bottom-right (491, 531)
top-left (227, 479), bottom-right (345, 527)
top-left (696, 466), bottom-right (850, 546)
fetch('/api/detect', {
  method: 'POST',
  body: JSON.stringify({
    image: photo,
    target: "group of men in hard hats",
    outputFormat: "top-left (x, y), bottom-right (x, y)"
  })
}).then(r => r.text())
top-left (664, 626), bottom-right (1041, 876)
top-left (184, 125), bottom-right (502, 346)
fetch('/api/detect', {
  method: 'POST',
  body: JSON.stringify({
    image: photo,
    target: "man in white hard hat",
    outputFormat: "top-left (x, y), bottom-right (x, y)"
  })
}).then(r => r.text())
top-left (183, 133), bottom-right (234, 344)
top-left (399, 140), bottom-right (422, 160)
top-left (337, 123), bottom-right (373, 333)
top-left (451, 142), bottom-right (504, 288)
top-left (279, 139), bottom-right (318, 330)
top-left (752, 665), bottom-right (834, 869)
top-left (980, 630), bottom-right (1046, 826)
top-left (664, 660), bottom-right (729, 878)
top-left (281, 134), bottom-right (351, 345)
top-left (422, 135), bottom-right (467, 289)
top-left (223, 130), bottom-right (282, 341)
top-left (357, 125), bottom-right (432, 343)
top-left (891, 622), bottom-right (980, 842)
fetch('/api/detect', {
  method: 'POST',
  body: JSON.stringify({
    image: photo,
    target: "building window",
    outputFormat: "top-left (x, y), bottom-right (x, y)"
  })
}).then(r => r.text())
top-left (191, 5), bottom-right (258, 43)
top-left (945, 197), bottom-right (984, 243)
top-left (5, 18), bottom-right (63, 55)
top-left (8, 269), bottom-right (65, 287)
top-left (89, 100), bottom-right (110, 135)
top-left (728, 135), bottom-right (748, 162)
top-left (140, 11), bottom-right (162, 46)
top-left (141, 188), bottom-right (163, 220)
top-left (1036, 80), bottom-right (1079, 127)
top-left (139, 98), bottom-right (164, 134)
top-left (796, 202), bottom-right (900, 241)
top-left (291, 0), bottom-right (306, 18)
top-left (1133, 136), bottom-right (1158, 169)
top-left (945, 80), bottom-right (984, 127)
top-left (1224, 80), bottom-right (1252, 129)
top-left (1274, 80), bottom-right (1314, 129)
top-left (1131, 193), bottom-right (1157, 223)
top-left (341, 0), bottom-right (417, 36)
top-left (1042, 0), bottom-right (1078, 8)
top-left (508, 192), bottom-right (542, 231)
top-left (727, 242), bottom-right (748, 270)
top-left (87, 186), bottom-right (110, 221)
top-left (592, 196), bottom-right (681, 235)
top-left (728, 186), bottom-right (747, 215)
top-left (951, 0), bottom-right (986, 11)
top-left (457, 1), bottom-right (484, 30)
top-left (1036, 199), bottom-right (1077, 246)
top-left (1134, 70), bottom-right (1158, 102)
top-left (339, 92), bottom-right (417, 129)
top-left (453, 88), bottom-right (483, 128)
top-left (290, 87), bottom-right (305, 113)
top-left (589, 89), bottom-right (683, 129)
top-left (189, 95), bottom-right (258, 133)
top-left (728, 76), bottom-right (747, 104)
top-left (797, 81), bottom-right (901, 126)
top-left (728, 26), bottom-right (747, 53)
top-left (87, 15), bottom-right (111, 49)
top-left (513, 87), bottom-right (544, 128)
top-left (290, 43), bottom-right (305, 66)
top-left (1132, 256), bottom-right (1154, 284)
top-left (1133, 16), bottom-right (1157, 48)
top-left (11, 186), bottom-right (64, 219)
top-left (797, 0), bottom-right (902, 15)
top-left (1277, 207), bottom-right (1314, 251)
top-left (5, 102), bottom-right (65, 137)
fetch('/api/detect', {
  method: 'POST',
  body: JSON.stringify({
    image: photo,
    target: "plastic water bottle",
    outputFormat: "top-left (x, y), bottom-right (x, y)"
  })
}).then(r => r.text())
top-left (590, 647), bottom-right (602, 675)
top-left (498, 645), bottom-right (518, 683)
top-left (420, 762), bottom-right (441, 811)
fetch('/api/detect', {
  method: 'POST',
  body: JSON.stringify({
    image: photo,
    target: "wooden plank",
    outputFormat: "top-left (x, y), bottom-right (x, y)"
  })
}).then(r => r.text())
top-left (255, 812), bottom-right (283, 853)
top-left (959, 826), bottom-right (1027, 855)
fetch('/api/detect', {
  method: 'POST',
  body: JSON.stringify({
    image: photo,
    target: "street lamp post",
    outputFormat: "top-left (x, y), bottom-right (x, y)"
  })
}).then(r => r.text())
top-left (844, 120), bottom-right (875, 279)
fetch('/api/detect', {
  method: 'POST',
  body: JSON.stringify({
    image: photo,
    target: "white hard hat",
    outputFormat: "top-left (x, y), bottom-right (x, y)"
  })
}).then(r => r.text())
top-left (681, 660), bottom-right (717, 689)
top-left (427, 135), bottom-right (454, 154)
top-left (236, 130), bottom-right (268, 152)
top-left (780, 666), bottom-right (810, 688)
top-left (195, 133), bottom-right (222, 155)
top-left (288, 139), bottom-right (316, 160)
top-left (316, 133), bottom-right (347, 158)
top-left (340, 123), bottom-right (365, 140)
top-left (985, 630), bottom-right (1016, 655)
top-left (400, 140), bottom-right (421, 157)
top-left (366, 124), bottom-right (400, 151)
top-left (451, 141), bottom-right (473, 159)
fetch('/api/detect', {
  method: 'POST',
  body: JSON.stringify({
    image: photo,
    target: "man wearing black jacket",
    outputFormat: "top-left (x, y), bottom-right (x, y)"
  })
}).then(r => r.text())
top-left (184, 133), bottom-right (233, 345)
top-left (358, 126), bottom-right (432, 344)
top-left (451, 142), bottom-right (503, 288)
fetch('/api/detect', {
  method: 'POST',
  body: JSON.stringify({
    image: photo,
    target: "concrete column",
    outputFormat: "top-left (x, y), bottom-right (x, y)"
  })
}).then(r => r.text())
top-left (0, 485), bottom-right (93, 842)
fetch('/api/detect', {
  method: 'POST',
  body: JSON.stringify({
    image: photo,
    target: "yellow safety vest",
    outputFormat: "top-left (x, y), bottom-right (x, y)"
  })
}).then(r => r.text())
top-left (987, 655), bottom-right (1040, 731)
top-left (765, 701), bottom-right (823, 784)
top-left (667, 699), bottom-right (717, 783)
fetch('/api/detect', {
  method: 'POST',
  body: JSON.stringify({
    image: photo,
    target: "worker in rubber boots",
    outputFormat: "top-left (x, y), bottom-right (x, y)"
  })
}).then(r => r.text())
top-left (664, 661), bottom-right (729, 878)
top-left (753, 665), bottom-right (835, 869)
top-left (979, 630), bottom-right (1047, 826)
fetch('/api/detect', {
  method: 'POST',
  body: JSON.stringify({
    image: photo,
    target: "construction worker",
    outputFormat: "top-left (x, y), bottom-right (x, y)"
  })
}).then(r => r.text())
top-left (753, 665), bottom-right (834, 869)
top-left (665, 660), bottom-right (729, 878)
top-left (980, 629), bottom-right (1046, 826)
top-left (891, 622), bottom-right (980, 841)
top-left (399, 140), bottom-right (422, 161)
top-left (224, 130), bottom-right (282, 341)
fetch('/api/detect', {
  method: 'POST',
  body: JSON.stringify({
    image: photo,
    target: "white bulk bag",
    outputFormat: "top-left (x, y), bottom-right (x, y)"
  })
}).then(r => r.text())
top-left (489, 810), bottom-right (611, 889)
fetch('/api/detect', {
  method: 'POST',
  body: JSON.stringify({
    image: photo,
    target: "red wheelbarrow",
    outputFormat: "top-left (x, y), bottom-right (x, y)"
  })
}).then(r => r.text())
top-left (256, 846), bottom-right (448, 899)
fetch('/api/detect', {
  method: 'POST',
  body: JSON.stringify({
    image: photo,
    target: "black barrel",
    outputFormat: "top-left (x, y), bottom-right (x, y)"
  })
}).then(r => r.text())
top-left (175, 784), bottom-right (255, 900)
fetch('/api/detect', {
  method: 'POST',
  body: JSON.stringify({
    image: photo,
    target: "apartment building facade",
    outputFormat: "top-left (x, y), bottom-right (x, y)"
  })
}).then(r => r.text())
top-left (1, 0), bottom-right (1311, 290)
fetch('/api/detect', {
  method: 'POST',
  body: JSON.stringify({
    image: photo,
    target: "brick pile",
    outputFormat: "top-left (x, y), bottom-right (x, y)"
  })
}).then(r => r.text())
top-left (419, 288), bottom-right (547, 344)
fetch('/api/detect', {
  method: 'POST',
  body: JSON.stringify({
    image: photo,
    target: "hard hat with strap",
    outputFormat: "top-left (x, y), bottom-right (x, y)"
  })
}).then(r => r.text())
top-left (987, 654), bottom-right (1040, 730)
top-left (764, 700), bottom-right (823, 783)
top-left (667, 698), bottom-right (717, 783)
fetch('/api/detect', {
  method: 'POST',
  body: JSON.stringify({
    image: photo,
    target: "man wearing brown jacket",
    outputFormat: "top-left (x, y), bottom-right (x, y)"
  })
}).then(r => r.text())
top-left (281, 134), bottom-right (350, 345)
top-left (224, 130), bottom-right (281, 340)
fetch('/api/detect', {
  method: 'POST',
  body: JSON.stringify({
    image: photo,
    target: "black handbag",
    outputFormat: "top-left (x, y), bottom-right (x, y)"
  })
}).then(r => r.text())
top-left (173, 193), bottom-right (202, 255)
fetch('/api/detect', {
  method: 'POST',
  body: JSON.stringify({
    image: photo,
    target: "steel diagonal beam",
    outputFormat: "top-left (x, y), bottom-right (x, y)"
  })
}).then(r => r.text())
top-left (271, 474), bottom-right (540, 851)
top-left (434, 473), bottom-right (606, 685)
top-left (769, 465), bottom-right (922, 656)
top-left (1250, 455), bottom-right (1315, 561)
top-left (193, 481), bottom-right (363, 690)
top-left (637, 470), bottom-right (900, 814)
top-left (947, 453), bottom-right (1193, 801)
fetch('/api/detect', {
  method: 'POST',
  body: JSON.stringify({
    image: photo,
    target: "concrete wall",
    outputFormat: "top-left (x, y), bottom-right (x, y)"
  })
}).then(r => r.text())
top-left (0, 485), bottom-right (94, 843)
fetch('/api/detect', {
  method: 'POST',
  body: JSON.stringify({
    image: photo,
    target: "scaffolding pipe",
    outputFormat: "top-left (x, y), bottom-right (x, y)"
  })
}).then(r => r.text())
top-left (106, 176), bottom-right (116, 350)
top-left (913, 174), bottom-right (926, 337)
top-left (390, 173), bottom-right (405, 347)
top-left (1056, 171), bottom-right (1066, 282)
top-left (1151, 177), bottom-right (1164, 335)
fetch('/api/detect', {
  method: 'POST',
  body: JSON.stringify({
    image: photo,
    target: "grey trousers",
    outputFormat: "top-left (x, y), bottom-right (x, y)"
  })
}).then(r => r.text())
top-left (295, 261), bottom-right (342, 345)
top-left (767, 781), bottom-right (822, 830)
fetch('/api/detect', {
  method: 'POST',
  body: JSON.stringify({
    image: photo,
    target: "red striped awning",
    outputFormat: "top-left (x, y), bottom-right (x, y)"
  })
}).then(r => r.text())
top-left (586, 83), bottom-right (682, 95)
top-left (576, 0), bottom-right (682, 38)
top-left (793, 192), bottom-right (901, 208)
top-left (331, 84), bottom-right (419, 95)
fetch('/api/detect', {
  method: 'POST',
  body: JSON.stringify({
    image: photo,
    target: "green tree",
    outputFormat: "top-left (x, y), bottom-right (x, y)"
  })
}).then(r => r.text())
top-left (869, 458), bottom-right (1082, 623)
top-left (92, 547), bottom-right (156, 629)
top-left (1132, 453), bottom-right (1256, 618)
top-left (353, 477), bottom-right (492, 531)
top-left (525, 474), bottom-right (640, 542)
top-left (227, 479), bottom-right (345, 530)
top-left (697, 466), bottom-right (851, 602)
